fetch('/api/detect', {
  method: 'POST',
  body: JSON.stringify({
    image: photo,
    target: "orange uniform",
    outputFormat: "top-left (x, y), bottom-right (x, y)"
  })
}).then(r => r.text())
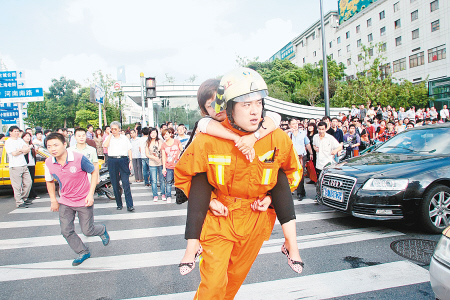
top-left (175, 120), bottom-right (302, 300)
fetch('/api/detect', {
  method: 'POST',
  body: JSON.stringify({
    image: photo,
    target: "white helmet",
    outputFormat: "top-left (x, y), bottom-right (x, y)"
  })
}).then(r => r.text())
top-left (213, 67), bottom-right (268, 114)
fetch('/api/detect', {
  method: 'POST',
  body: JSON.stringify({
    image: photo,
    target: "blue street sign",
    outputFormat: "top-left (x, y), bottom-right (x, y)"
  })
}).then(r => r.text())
top-left (0, 81), bottom-right (17, 89)
top-left (0, 103), bottom-right (18, 110)
top-left (0, 71), bottom-right (17, 79)
top-left (0, 78), bottom-right (16, 82)
top-left (1, 119), bottom-right (18, 125)
top-left (0, 88), bottom-right (43, 99)
top-left (0, 110), bottom-right (19, 119)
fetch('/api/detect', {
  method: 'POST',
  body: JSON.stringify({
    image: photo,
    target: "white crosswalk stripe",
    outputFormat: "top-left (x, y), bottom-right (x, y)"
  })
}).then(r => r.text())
top-left (0, 184), bottom-right (431, 299)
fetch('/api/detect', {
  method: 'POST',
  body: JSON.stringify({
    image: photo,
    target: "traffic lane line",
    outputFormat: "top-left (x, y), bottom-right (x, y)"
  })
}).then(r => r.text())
top-left (0, 227), bottom-right (404, 282)
top-left (0, 211), bottom-right (346, 249)
top-left (133, 261), bottom-right (429, 300)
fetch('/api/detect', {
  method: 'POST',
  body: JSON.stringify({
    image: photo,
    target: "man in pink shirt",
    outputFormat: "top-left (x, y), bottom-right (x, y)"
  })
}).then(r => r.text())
top-left (45, 133), bottom-right (109, 266)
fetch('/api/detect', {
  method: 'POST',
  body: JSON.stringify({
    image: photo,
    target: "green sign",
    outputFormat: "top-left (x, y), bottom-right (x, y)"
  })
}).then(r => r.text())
top-left (338, 0), bottom-right (378, 24)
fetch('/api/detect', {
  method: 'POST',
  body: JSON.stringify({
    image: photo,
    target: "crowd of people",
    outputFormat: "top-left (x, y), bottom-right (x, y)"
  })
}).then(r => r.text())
top-left (3, 67), bottom-right (449, 299)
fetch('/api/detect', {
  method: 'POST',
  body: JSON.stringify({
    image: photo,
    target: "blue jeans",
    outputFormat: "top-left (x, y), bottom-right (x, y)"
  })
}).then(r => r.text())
top-left (164, 168), bottom-right (174, 198)
top-left (149, 165), bottom-right (165, 197)
top-left (142, 158), bottom-right (150, 185)
top-left (108, 157), bottom-right (134, 208)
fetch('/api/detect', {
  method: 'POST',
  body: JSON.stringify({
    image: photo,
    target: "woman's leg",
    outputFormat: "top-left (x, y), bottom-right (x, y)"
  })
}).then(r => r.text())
top-left (157, 165), bottom-right (165, 196)
top-left (165, 169), bottom-right (174, 198)
top-left (180, 173), bottom-right (213, 264)
top-left (27, 166), bottom-right (38, 199)
top-left (271, 169), bottom-right (302, 262)
top-left (149, 166), bottom-right (158, 197)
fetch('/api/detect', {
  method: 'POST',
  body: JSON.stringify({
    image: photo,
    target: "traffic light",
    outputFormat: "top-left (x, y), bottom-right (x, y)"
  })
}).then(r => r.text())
top-left (145, 77), bottom-right (156, 98)
top-left (161, 99), bottom-right (165, 108)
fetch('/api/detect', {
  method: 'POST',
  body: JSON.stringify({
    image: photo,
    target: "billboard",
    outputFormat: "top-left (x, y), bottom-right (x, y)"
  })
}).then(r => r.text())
top-left (338, 0), bottom-right (377, 24)
top-left (269, 42), bottom-right (295, 62)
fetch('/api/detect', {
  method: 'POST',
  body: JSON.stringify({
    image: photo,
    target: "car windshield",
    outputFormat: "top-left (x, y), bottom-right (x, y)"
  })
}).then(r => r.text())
top-left (376, 127), bottom-right (450, 155)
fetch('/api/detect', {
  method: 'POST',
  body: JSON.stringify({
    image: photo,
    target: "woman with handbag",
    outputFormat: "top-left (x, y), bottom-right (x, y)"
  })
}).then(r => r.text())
top-left (22, 132), bottom-right (40, 200)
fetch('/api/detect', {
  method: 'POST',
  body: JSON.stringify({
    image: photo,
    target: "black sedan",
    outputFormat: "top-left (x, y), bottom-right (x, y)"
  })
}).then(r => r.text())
top-left (316, 123), bottom-right (450, 233)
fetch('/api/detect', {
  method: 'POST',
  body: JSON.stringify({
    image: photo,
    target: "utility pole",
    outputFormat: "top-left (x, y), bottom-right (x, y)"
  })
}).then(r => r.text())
top-left (140, 72), bottom-right (146, 127)
top-left (320, 0), bottom-right (330, 117)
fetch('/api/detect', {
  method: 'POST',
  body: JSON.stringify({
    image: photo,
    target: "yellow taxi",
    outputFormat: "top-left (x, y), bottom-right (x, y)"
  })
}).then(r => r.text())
top-left (0, 139), bottom-right (104, 188)
top-left (0, 139), bottom-right (47, 187)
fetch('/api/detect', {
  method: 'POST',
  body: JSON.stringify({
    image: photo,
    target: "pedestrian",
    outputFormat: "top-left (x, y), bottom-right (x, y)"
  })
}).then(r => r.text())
top-left (313, 122), bottom-right (343, 178)
top-left (145, 127), bottom-right (165, 201)
top-left (21, 132), bottom-right (40, 200)
top-left (175, 124), bottom-right (189, 148)
top-left (343, 124), bottom-right (361, 157)
top-left (86, 124), bottom-right (94, 140)
top-left (5, 126), bottom-right (32, 208)
top-left (33, 130), bottom-right (45, 148)
top-left (440, 105), bottom-right (449, 122)
top-left (69, 128), bottom-right (99, 182)
top-left (103, 121), bottom-right (135, 212)
top-left (130, 129), bottom-right (143, 182)
top-left (139, 127), bottom-right (150, 186)
top-left (288, 118), bottom-right (313, 200)
top-left (175, 68), bottom-right (303, 299)
top-left (161, 127), bottom-right (182, 203)
top-left (93, 128), bottom-right (104, 159)
top-left (44, 132), bottom-right (109, 266)
top-left (102, 126), bottom-right (111, 166)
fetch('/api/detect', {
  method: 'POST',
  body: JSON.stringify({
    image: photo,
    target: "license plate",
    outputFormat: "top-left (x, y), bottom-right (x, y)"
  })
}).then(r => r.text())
top-left (323, 187), bottom-right (344, 202)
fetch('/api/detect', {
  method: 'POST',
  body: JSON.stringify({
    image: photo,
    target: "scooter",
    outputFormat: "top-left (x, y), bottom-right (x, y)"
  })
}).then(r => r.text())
top-left (96, 167), bottom-right (122, 200)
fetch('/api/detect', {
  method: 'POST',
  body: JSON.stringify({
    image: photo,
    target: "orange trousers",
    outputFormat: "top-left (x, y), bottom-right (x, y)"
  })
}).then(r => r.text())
top-left (194, 195), bottom-right (276, 300)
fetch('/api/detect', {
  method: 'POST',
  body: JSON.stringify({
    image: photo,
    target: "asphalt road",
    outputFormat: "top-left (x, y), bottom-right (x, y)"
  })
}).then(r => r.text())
top-left (0, 181), bottom-right (441, 300)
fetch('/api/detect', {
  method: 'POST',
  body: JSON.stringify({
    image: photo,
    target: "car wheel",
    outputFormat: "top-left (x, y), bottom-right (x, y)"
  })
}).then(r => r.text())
top-left (419, 185), bottom-right (450, 234)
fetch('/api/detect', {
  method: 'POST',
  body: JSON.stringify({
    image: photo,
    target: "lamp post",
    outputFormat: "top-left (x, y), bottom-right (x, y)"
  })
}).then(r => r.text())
top-left (320, 0), bottom-right (330, 117)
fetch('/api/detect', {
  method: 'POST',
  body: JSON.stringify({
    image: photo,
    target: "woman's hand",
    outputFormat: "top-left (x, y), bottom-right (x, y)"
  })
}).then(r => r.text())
top-left (162, 168), bottom-right (167, 177)
top-left (209, 199), bottom-right (228, 217)
top-left (235, 135), bottom-right (257, 162)
top-left (251, 195), bottom-right (272, 212)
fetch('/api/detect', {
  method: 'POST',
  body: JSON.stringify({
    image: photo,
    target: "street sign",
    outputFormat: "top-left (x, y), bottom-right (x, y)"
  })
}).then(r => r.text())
top-left (0, 88), bottom-right (44, 103)
top-left (0, 81), bottom-right (17, 89)
top-left (113, 81), bottom-right (122, 91)
top-left (95, 85), bottom-right (105, 104)
top-left (0, 110), bottom-right (19, 119)
top-left (0, 71), bottom-right (17, 79)
top-left (0, 103), bottom-right (18, 110)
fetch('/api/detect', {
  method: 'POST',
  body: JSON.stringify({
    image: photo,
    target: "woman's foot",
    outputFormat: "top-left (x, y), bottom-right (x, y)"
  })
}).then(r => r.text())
top-left (281, 243), bottom-right (304, 274)
top-left (179, 242), bottom-right (202, 275)
top-left (161, 195), bottom-right (166, 201)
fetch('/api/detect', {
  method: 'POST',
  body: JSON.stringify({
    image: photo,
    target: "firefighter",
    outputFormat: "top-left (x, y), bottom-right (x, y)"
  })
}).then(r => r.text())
top-left (175, 67), bottom-right (304, 300)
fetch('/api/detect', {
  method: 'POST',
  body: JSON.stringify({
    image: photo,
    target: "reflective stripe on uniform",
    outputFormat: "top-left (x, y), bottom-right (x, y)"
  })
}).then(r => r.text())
top-left (208, 155), bottom-right (231, 185)
top-left (261, 168), bottom-right (273, 185)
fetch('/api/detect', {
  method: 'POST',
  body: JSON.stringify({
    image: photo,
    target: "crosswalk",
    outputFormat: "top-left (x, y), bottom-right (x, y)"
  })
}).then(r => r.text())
top-left (0, 183), bottom-right (432, 299)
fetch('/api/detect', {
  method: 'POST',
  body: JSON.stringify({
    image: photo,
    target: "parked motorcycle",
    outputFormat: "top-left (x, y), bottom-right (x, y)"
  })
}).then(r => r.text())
top-left (96, 167), bottom-right (122, 200)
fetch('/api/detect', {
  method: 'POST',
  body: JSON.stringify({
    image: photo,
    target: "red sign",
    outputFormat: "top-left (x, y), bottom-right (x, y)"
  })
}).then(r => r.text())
top-left (113, 82), bottom-right (121, 91)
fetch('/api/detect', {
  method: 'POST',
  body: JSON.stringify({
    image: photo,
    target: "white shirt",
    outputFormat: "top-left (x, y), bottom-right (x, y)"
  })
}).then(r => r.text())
top-left (5, 138), bottom-right (28, 168)
top-left (139, 136), bottom-right (148, 157)
top-left (104, 134), bottom-right (132, 157)
top-left (130, 137), bottom-right (141, 158)
top-left (440, 108), bottom-right (449, 119)
top-left (313, 133), bottom-right (341, 170)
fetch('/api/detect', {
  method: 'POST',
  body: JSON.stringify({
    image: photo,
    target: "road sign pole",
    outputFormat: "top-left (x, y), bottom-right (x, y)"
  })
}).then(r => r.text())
top-left (140, 73), bottom-right (146, 127)
top-left (18, 102), bottom-right (24, 130)
top-left (99, 102), bottom-right (102, 129)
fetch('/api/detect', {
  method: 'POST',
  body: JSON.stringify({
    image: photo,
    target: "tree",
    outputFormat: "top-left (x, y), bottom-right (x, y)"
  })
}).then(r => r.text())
top-left (295, 80), bottom-right (322, 106)
top-left (187, 74), bottom-right (197, 83)
top-left (165, 73), bottom-right (175, 83)
top-left (87, 70), bottom-right (121, 126)
top-left (25, 77), bottom-right (79, 129)
top-left (331, 42), bottom-right (432, 109)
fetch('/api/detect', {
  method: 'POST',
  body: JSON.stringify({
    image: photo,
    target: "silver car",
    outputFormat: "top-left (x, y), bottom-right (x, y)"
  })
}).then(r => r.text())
top-left (430, 226), bottom-right (450, 300)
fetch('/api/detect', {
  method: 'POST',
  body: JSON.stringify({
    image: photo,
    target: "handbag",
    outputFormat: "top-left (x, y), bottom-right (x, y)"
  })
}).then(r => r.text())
top-left (306, 160), bottom-right (317, 182)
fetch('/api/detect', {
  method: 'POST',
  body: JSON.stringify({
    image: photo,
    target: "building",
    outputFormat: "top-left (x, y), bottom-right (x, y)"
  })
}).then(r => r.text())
top-left (270, 0), bottom-right (449, 109)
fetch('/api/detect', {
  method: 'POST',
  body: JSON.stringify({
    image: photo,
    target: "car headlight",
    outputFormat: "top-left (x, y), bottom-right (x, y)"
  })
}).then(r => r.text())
top-left (434, 235), bottom-right (450, 269)
top-left (362, 178), bottom-right (409, 191)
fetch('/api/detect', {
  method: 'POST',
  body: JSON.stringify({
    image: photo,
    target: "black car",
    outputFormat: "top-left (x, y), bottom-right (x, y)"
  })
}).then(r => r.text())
top-left (316, 123), bottom-right (450, 233)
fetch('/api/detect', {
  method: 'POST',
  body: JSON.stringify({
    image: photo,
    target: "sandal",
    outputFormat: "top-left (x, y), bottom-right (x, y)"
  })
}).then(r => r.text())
top-left (178, 245), bottom-right (203, 275)
top-left (281, 244), bottom-right (304, 274)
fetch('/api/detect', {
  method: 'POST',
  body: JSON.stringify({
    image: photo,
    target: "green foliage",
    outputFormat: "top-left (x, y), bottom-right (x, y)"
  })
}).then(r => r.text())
top-left (331, 42), bottom-right (432, 109)
top-left (155, 105), bottom-right (202, 130)
top-left (25, 72), bottom-right (122, 130)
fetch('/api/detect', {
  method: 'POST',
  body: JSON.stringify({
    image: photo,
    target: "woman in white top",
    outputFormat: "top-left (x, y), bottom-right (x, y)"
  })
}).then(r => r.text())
top-left (145, 128), bottom-right (165, 202)
top-left (22, 132), bottom-right (40, 200)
